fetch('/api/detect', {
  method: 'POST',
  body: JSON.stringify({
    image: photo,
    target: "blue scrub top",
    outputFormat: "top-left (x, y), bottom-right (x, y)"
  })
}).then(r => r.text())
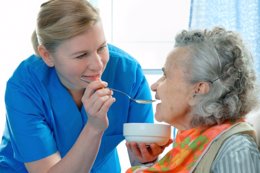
top-left (0, 44), bottom-right (154, 173)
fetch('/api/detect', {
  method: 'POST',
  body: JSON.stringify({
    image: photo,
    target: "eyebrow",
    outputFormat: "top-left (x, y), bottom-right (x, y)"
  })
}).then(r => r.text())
top-left (71, 50), bottom-right (89, 57)
top-left (71, 41), bottom-right (107, 56)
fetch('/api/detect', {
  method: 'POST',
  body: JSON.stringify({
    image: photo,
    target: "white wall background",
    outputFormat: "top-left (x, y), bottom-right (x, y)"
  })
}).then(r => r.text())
top-left (0, 1), bottom-right (44, 134)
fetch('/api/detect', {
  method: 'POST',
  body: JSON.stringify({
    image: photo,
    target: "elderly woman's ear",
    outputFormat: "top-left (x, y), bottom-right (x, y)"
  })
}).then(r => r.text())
top-left (189, 81), bottom-right (210, 105)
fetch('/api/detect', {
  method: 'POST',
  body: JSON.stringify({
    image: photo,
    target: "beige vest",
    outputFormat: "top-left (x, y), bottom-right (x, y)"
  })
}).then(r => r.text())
top-left (193, 122), bottom-right (257, 173)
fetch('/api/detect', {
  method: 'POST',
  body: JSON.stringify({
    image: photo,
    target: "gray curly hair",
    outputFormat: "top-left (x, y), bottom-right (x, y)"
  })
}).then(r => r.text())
top-left (174, 27), bottom-right (259, 127)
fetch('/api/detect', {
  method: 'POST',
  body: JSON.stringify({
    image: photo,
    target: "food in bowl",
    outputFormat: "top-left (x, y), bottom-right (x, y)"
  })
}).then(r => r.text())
top-left (123, 123), bottom-right (171, 146)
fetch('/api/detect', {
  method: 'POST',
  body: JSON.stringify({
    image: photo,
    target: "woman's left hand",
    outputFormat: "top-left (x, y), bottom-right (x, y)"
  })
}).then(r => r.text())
top-left (126, 139), bottom-right (173, 164)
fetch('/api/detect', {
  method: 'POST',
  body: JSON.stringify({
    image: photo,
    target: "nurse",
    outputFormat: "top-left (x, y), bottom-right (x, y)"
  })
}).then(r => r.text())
top-left (0, 0), bottom-right (167, 172)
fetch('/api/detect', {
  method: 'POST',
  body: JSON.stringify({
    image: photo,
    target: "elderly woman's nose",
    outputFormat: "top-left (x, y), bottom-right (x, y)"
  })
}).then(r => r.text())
top-left (151, 82), bottom-right (158, 91)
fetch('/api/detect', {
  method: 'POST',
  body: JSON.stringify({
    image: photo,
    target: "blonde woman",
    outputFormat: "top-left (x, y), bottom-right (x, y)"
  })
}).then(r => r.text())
top-left (0, 0), bottom-right (166, 173)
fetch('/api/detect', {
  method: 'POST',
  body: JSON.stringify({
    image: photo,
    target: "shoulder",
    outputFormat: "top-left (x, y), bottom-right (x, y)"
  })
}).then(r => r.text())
top-left (104, 44), bottom-right (145, 86)
top-left (102, 44), bottom-right (146, 90)
top-left (17, 54), bottom-right (45, 69)
top-left (10, 55), bottom-right (48, 80)
top-left (217, 134), bottom-right (259, 157)
top-left (6, 54), bottom-right (52, 97)
top-left (212, 134), bottom-right (260, 172)
top-left (108, 44), bottom-right (140, 67)
top-left (9, 55), bottom-right (51, 83)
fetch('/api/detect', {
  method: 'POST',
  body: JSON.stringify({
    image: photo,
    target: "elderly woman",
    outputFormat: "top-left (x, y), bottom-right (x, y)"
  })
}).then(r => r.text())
top-left (126, 27), bottom-right (260, 173)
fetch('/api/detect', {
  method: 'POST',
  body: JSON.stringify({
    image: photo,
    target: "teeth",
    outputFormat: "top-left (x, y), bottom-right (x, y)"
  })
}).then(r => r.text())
top-left (80, 77), bottom-right (91, 83)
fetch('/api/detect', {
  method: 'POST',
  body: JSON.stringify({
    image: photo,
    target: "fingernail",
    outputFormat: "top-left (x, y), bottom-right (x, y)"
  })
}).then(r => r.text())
top-left (103, 81), bottom-right (108, 86)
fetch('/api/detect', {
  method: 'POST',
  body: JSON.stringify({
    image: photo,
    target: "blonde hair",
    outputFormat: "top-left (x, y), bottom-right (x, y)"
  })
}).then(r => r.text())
top-left (31, 0), bottom-right (100, 55)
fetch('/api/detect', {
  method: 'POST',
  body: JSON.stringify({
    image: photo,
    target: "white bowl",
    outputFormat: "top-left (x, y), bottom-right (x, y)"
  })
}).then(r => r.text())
top-left (123, 123), bottom-right (171, 146)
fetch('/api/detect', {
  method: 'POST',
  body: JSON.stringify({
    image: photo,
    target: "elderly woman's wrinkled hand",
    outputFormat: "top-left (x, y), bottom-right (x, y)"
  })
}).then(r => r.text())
top-left (126, 139), bottom-right (173, 164)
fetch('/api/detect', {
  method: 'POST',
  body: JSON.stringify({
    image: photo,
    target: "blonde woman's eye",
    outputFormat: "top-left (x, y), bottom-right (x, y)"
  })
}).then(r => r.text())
top-left (98, 45), bottom-right (107, 53)
top-left (76, 53), bottom-right (88, 59)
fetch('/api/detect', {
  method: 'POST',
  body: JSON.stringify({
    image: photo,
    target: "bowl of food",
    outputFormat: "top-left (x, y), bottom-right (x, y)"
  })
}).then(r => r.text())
top-left (123, 123), bottom-right (171, 146)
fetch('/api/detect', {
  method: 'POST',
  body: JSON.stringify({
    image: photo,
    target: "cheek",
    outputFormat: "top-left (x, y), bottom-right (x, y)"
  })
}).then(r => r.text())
top-left (155, 91), bottom-right (187, 123)
top-left (56, 62), bottom-right (86, 86)
top-left (64, 63), bottom-right (84, 75)
top-left (102, 56), bottom-right (109, 69)
top-left (101, 49), bottom-right (110, 64)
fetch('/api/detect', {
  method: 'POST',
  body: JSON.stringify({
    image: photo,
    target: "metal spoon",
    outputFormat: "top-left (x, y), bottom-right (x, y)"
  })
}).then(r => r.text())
top-left (80, 77), bottom-right (157, 104)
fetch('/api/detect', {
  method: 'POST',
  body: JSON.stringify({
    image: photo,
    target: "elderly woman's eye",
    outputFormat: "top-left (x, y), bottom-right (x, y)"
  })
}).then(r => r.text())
top-left (160, 76), bottom-right (166, 81)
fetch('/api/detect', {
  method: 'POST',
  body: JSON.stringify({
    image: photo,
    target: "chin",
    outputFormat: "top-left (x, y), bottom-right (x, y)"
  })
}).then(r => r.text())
top-left (155, 104), bottom-right (163, 121)
top-left (155, 113), bottom-right (163, 122)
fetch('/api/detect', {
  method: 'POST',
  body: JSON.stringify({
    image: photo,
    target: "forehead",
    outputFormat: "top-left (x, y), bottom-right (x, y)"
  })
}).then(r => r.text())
top-left (164, 47), bottom-right (190, 72)
top-left (55, 22), bottom-right (105, 53)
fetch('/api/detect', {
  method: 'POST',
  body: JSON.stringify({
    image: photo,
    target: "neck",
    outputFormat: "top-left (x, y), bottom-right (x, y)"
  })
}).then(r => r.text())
top-left (69, 89), bottom-right (84, 108)
top-left (171, 113), bottom-right (193, 131)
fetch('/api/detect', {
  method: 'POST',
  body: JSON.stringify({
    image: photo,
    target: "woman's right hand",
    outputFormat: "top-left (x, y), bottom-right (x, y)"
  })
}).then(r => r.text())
top-left (25, 81), bottom-right (115, 173)
top-left (81, 80), bottom-right (115, 133)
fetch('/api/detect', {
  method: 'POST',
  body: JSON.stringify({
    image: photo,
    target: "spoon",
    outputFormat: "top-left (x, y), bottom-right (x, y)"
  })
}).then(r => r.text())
top-left (80, 77), bottom-right (157, 104)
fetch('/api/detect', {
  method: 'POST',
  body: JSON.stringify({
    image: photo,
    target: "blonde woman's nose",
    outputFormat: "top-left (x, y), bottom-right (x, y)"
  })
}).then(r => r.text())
top-left (89, 54), bottom-right (103, 71)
